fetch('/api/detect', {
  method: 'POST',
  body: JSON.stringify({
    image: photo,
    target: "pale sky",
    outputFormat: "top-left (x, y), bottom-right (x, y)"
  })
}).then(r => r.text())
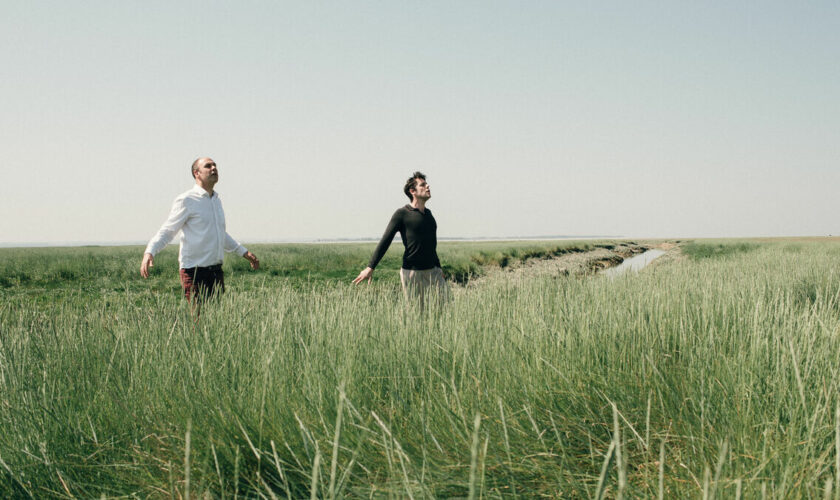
top-left (2, 1), bottom-right (838, 245)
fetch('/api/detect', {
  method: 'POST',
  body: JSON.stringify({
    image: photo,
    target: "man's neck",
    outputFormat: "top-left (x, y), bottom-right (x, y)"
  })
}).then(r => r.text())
top-left (411, 199), bottom-right (426, 212)
top-left (196, 180), bottom-right (215, 196)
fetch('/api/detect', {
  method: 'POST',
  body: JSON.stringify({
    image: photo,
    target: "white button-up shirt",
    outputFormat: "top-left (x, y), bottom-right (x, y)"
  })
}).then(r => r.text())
top-left (145, 185), bottom-right (247, 269)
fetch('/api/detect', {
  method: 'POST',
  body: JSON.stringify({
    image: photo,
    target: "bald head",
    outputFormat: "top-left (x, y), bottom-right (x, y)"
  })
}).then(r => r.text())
top-left (191, 157), bottom-right (219, 192)
top-left (191, 157), bottom-right (214, 179)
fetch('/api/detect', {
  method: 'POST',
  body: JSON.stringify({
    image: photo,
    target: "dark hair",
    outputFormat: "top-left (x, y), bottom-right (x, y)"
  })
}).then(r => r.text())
top-left (403, 172), bottom-right (426, 201)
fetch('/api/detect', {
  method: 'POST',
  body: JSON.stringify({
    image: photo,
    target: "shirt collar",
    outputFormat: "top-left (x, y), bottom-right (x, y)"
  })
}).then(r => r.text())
top-left (191, 184), bottom-right (216, 198)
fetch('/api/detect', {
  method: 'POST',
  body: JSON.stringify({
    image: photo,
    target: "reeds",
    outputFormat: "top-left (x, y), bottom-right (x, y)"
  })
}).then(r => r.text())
top-left (1, 240), bottom-right (839, 496)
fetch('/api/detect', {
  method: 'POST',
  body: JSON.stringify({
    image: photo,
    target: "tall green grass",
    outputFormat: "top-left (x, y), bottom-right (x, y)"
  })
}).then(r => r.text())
top-left (2, 240), bottom-right (840, 497)
top-left (681, 240), bottom-right (758, 260)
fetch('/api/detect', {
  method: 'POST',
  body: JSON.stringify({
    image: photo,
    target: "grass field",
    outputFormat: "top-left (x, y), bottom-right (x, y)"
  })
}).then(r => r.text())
top-left (0, 239), bottom-right (610, 295)
top-left (1, 238), bottom-right (840, 497)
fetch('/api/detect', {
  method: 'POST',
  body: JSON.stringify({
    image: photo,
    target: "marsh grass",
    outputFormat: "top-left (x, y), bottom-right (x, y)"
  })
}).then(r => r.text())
top-left (0, 240), bottom-right (606, 296)
top-left (2, 240), bottom-right (840, 497)
top-left (682, 241), bottom-right (758, 260)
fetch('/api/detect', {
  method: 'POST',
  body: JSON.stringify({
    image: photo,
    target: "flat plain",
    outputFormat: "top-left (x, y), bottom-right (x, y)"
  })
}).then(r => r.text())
top-left (1, 238), bottom-right (839, 498)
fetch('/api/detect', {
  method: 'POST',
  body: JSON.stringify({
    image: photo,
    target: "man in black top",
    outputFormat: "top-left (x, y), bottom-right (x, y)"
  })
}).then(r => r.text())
top-left (353, 172), bottom-right (448, 304)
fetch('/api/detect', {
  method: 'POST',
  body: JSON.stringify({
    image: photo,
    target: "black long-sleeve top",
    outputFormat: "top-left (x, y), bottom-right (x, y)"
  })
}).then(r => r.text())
top-left (368, 205), bottom-right (442, 270)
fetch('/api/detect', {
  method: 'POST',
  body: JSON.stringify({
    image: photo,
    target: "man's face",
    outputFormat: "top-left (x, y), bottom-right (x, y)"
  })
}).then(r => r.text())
top-left (411, 178), bottom-right (431, 201)
top-left (194, 159), bottom-right (219, 186)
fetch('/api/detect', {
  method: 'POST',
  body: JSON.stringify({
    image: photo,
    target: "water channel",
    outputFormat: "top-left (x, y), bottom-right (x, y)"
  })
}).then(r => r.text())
top-left (603, 249), bottom-right (666, 278)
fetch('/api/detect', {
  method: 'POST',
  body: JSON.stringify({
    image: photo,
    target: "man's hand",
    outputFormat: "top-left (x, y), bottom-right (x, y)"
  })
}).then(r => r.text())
top-left (244, 251), bottom-right (260, 270)
top-left (353, 267), bottom-right (374, 284)
top-left (140, 253), bottom-right (154, 278)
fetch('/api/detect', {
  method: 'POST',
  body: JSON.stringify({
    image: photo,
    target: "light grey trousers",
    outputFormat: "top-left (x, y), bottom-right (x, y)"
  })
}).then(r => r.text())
top-left (399, 267), bottom-right (449, 306)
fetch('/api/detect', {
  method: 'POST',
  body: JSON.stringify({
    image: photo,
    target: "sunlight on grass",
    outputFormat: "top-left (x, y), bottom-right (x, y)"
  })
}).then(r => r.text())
top-left (1, 240), bottom-right (840, 496)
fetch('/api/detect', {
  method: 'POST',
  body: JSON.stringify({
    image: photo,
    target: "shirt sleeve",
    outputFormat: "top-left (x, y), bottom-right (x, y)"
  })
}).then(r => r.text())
top-left (144, 196), bottom-right (189, 256)
top-left (368, 209), bottom-right (403, 269)
top-left (224, 232), bottom-right (247, 256)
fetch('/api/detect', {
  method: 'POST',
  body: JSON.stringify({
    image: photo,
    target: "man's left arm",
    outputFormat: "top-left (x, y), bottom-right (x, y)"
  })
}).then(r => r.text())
top-left (225, 233), bottom-right (259, 270)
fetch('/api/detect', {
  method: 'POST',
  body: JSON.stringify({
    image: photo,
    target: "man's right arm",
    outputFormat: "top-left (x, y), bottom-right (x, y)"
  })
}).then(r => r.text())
top-left (140, 196), bottom-right (189, 278)
top-left (353, 209), bottom-right (402, 284)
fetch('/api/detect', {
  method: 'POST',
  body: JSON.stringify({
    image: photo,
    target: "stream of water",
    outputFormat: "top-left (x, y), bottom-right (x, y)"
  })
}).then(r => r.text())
top-left (603, 249), bottom-right (666, 278)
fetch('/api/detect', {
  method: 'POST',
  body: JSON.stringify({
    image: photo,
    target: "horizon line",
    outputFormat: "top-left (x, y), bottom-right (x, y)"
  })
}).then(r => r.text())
top-left (0, 235), bottom-right (623, 249)
top-left (2, 234), bottom-right (836, 249)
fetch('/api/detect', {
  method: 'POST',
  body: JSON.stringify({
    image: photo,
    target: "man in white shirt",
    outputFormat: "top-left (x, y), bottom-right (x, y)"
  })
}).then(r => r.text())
top-left (140, 157), bottom-right (259, 302)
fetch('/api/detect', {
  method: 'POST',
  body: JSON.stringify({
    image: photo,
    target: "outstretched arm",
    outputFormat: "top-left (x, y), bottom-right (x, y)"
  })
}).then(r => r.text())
top-left (353, 210), bottom-right (402, 285)
top-left (141, 197), bottom-right (189, 278)
top-left (224, 233), bottom-right (259, 269)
